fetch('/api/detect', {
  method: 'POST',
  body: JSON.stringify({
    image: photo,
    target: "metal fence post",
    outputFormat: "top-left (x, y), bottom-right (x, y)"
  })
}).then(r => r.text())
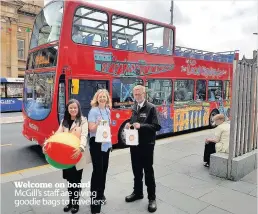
top-left (241, 64), bottom-right (248, 154)
top-left (228, 60), bottom-right (239, 179)
top-left (236, 63), bottom-right (245, 156)
top-left (252, 64), bottom-right (258, 149)
top-left (247, 64), bottom-right (253, 152)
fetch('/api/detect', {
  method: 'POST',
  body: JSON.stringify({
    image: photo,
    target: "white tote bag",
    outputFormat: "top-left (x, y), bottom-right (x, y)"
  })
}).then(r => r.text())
top-left (95, 120), bottom-right (111, 143)
top-left (125, 128), bottom-right (139, 146)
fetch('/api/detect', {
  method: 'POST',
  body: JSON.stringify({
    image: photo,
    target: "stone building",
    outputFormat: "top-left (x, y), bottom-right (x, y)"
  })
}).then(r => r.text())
top-left (1, 0), bottom-right (44, 78)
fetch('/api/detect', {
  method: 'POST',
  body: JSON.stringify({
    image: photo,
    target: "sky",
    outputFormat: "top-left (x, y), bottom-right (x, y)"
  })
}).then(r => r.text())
top-left (45, 0), bottom-right (258, 59)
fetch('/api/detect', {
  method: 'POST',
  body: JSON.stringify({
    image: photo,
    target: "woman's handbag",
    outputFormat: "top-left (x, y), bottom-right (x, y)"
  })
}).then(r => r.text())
top-left (125, 127), bottom-right (139, 146)
top-left (95, 120), bottom-right (111, 143)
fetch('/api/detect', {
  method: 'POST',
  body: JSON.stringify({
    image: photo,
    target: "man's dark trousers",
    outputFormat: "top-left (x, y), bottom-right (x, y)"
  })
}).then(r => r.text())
top-left (130, 143), bottom-right (156, 200)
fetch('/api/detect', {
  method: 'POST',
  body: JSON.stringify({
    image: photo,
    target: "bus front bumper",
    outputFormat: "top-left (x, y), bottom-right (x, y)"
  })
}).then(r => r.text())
top-left (22, 122), bottom-right (45, 146)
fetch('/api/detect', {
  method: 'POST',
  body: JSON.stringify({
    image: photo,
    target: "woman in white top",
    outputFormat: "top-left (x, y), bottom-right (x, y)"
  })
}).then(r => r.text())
top-left (203, 114), bottom-right (230, 167)
top-left (43, 99), bottom-right (88, 213)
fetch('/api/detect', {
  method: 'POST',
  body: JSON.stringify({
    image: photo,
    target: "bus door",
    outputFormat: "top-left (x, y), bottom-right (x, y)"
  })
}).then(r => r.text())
top-left (69, 79), bottom-right (109, 117)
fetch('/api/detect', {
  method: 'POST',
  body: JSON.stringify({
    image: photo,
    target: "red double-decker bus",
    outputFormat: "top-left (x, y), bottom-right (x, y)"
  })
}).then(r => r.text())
top-left (22, 0), bottom-right (238, 146)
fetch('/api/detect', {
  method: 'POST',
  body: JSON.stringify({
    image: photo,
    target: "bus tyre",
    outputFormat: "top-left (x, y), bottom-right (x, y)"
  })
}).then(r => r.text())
top-left (118, 121), bottom-right (130, 148)
top-left (209, 110), bottom-right (219, 128)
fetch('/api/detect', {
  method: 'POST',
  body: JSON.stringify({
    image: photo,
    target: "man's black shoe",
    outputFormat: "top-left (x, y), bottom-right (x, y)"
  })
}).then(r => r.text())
top-left (71, 205), bottom-right (79, 214)
top-left (148, 200), bottom-right (157, 213)
top-left (102, 195), bottom-right (107, 204)
top-left (63, 203), bottom-right (72, 212)
top-left (125, 193), bottom-right (144, 202)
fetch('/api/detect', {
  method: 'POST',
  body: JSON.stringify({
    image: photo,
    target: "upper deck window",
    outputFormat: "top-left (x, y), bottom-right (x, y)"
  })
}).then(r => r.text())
top-left (30, 1), bottom-right (64, 49)
top-left (112, 15), bottom-right (143, 52)
top-left (146, 23), bottom-right (173, 55)
top-left (73, 7), bottom-right (108, 47)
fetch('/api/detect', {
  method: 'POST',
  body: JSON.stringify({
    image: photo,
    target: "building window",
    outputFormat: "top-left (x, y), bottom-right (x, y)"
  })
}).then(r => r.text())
top-left (18, 39), bottom-right (25, 59)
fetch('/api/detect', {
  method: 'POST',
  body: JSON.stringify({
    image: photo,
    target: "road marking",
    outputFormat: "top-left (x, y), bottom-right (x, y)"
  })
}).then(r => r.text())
top-left (1, 164), bottom-right (50, 176)
top-left (0, 144), bottom-right (12, 147)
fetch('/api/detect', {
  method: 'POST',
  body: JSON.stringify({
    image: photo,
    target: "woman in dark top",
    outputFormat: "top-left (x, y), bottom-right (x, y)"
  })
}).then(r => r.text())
top-left (43, 99), bottom-right (88, 214)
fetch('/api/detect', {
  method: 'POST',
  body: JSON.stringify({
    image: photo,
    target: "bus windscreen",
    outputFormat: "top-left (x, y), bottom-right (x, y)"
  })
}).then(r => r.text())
top-left (30, 1), bottom-right (64, 49)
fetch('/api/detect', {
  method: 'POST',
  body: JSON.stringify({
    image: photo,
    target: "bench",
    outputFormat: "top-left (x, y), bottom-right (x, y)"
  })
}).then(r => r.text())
top-left (209, 150), bottom-right (257, 181)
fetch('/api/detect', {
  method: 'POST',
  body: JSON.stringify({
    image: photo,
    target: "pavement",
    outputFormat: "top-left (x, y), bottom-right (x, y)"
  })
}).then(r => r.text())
top-left (0, 112), bottom-right (23, 124)
top-left (1, 128), bottom-right (257, 214)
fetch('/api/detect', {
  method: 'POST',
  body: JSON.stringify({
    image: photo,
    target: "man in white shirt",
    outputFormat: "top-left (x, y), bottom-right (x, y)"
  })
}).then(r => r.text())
top-left (203, 114), bottom-right (230, 167)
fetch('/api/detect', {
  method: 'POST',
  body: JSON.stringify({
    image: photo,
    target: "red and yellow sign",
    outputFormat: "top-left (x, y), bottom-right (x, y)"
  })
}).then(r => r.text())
top-left (35, 55), bottom-right (50, 66)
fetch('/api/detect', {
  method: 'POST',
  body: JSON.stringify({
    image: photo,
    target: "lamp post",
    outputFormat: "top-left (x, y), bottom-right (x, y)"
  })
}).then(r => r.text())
top-left (170, 1), bottom-right (174, 25)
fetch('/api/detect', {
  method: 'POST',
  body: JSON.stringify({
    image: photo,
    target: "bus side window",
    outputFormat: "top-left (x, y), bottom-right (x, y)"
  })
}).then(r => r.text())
top-left (196, 80), bottom-right (206, 101)
top-left (208, 80), bottom-right (222, 101)
top-left (1, 83), bottom-right (6, 98)
top-left (112, 15), bottom-right (143, 52)
top-left (58, 74), bottom-right (66, 123)
top-left (146, 79), bottom-right (172, 105)
top-left (73, 7), bottom-right (109, 47)
top-left (6, 83), bottom-right (23, 98)
top-left (146, 23), bottom-right (173, 55)
top-left (174, 80), bottom-right (194, 102)
top-left (223, 80), bottom-right (230, 100)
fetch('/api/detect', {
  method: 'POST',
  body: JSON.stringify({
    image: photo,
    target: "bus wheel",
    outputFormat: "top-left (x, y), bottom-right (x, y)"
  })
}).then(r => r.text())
top-left (118, 121), bottom-right (130, 148)
top-left (209, 110), bottom-right (219, 128)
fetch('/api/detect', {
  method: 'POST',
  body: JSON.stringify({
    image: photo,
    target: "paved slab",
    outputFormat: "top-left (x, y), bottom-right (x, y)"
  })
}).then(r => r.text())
top-left (0, 129), bottom-right (257, 214)
top-left (199, 186), bottom-right (257, 214)
top-left (198, 205), bottom-right (233, 214)
top-left (0, 116), bottom-right (23, 124)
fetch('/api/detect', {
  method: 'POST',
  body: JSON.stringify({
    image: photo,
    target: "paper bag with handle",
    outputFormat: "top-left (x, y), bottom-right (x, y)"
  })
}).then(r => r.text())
top-left (95, 120), bottom-right (111, 143)
top-left (125, 126), bottom-right (139, 146)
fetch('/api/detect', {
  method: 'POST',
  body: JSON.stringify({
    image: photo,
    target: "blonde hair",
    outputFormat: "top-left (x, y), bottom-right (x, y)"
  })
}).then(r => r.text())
top-left (213, 114), bottom-right (225, 122)
top-left (133, 85), bottom-right (146, 93)
top-left (90, 89), bottom-right (112, 108)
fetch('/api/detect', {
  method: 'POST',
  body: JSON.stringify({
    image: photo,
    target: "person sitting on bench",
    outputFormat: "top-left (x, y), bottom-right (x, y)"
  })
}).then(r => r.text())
top-left (203, 114), bottom-right (230, 167)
